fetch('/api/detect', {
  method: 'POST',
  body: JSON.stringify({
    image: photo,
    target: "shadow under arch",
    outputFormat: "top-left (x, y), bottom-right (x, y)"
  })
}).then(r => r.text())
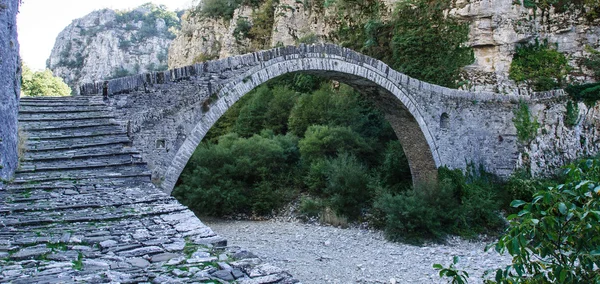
top-left (161, 51), bottom-right (441, 194)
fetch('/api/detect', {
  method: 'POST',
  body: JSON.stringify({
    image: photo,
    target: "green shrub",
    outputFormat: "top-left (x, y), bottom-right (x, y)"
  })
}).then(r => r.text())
top-left (513, 101), bottom-right (539, 144)
top-left (247, 0), bottom-right (275, 49)
top-left (296, 33), bottom-right (318, 44)
top-left (583, 45), bottom-right (600, 80)
top-left (299, 125), bottom-right (372, 165)
top-left (565, 100), bottom-right (580, 127)
top-left (298, 196), bottom-right (324, 219)
top-left (489, 158), bottom-right (600, 283)
top-left (566, 82), bottom-right (600, 106)
top-left (374, 166), bottom-right (504, 243)
top-left (199, 0), bottom-right (242, 20)
top-left (233, 17), bottom-right (252, 42)
top-left (509, 39), bottom-right (570, 91)
top-left (379, 140), bottom-right (411, 192)
top-left (173, 132), bottom-right (299, 216)
top-left (108, 67), bottom-right (133, 80)
top-left (322, 153), bottom-right (372, 220)
top-left (374, 179), bottom-right (458, 243)
top-left (391, 0), bottom-right (474, 88)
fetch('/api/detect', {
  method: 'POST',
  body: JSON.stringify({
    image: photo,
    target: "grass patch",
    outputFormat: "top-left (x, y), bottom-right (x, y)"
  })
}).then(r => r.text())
top-left (72, 252), bottom-right (83, 271)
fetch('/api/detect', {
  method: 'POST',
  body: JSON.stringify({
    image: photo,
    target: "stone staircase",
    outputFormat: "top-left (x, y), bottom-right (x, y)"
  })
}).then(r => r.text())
top-left (0, 96), bottom-right (296, 283)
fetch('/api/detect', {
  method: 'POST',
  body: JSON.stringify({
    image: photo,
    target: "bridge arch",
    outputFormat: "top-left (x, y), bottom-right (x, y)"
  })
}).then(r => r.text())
top-left (161, 47), bottom-right (441, 193)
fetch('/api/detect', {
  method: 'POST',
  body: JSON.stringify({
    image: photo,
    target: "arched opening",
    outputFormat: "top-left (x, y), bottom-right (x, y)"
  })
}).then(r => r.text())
top-left (161, 55), bottom-right (441, 195)
top-left (172, 74), bottom-right (414, 220)
top-left (440, 112), bottom-right (450, 129)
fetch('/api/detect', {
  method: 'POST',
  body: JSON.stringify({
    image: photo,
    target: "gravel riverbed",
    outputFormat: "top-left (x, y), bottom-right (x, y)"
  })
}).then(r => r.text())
top-left (204, 219), bottom-right (513, 283)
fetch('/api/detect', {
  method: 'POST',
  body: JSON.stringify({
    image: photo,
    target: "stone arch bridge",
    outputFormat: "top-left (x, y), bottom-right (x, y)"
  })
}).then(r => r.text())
top-left (80, 44), bottom-right (561, 194)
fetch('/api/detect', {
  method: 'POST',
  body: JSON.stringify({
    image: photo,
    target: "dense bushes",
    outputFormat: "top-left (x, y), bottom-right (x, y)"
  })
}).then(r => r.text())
top-left (174, 78), bottom-right (408, 220)
top-left (375, 166), bottom-right (505, 243)
top-left (174, 76), bottom-right (521, 243)
top-left (491, 158), bottom-right (600, 283)
top-left (438, 157), bottom-right (600, 283)
top-left (509, 39), bottom-right (570, 91)
top-left (390, 0), bottom-right (474, 88)
top-left (326, 0), bottom-right (474, 88)
top-left (173, 132), bottom-right (299, 216)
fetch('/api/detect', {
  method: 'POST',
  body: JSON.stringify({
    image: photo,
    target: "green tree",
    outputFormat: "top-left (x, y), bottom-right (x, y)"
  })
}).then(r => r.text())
top-left (21, 65), bottom-right (71, 97)
top-left (509, 39), bottom-right (570, 91)
top-left (234, 85), bottom-right (273, 137)
top-left (322, 153), bottom-right (372, 221)
top-left (513, 101), bottom-right (539, 144)
top-left (298, 125), bottom-right (372, 165)
top-left (173, 132), bottom-right (299, 216)
top-left (391, 0), bottom-right (474, 88)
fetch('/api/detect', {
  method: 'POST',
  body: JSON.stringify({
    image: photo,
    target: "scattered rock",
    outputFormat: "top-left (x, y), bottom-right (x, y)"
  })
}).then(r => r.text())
top-left (212, 270), bottom-right (235, 281)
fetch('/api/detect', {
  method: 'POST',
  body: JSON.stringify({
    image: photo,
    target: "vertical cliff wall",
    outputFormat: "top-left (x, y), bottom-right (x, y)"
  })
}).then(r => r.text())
top-left (0, 0), bottom-right (20, 183)
top-left (168, 0), bottom-right (599, 94)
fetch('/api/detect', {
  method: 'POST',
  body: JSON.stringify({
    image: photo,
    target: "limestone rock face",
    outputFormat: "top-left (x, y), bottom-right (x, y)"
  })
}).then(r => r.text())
top-left (0, 0), bottom-right (21, 182)
top-left (526, 101), bottom-right (600, 176)
top-left (450, 0), bottom-right (600, 93)
top-left (169, 0), bottom-right (599, 93)
top-left (48, 4), bottom-right (179, 93)
top-left (169, 0), bottom-right (333, 69)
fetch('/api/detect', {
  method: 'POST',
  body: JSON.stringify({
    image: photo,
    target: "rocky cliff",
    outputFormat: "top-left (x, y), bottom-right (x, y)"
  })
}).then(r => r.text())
top-left (524, 99), bottom-right (600, 177)
top-left (48, 3), bottom-right (180, 93)
top-left (169, 0), bottom-right (600, 94)
top-left (0, 0), bottom-right (21, 183)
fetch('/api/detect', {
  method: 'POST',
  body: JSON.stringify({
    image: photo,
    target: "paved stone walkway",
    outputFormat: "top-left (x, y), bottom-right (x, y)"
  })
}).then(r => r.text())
top-left (0, 96), bottom-right (296, 283)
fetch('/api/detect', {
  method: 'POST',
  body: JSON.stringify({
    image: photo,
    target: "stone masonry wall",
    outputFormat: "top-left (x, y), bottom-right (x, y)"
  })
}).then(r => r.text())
top-left (0, 0), bottom-right (20, 184)
top-left (81, 44), bottom-right (597, 193)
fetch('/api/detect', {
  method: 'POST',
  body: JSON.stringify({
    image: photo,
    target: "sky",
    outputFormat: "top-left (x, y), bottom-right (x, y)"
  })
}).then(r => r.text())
top-left (17, 0), bottom-right (196, 71)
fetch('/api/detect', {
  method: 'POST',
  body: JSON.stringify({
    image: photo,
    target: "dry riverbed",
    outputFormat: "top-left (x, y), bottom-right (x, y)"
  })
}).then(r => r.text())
top-left (204, 219), bottom-right (512, 283)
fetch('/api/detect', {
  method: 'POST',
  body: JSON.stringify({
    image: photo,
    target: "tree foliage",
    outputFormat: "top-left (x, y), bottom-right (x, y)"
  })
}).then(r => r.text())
top-left (21, 65), bottom-right (71, 97)
top-left (509, 39), bottom-right (570, 91)
top-left (489, 158), bottom-right (600, 283)
top-left (173, 132), bottom-right (299, 216)
top-left (326, 0), bottom-right (473, 88)
top-left (390, 0), bottom-right (474, 88)
top-left (513, 101), bottom-right (540, 144)
top-left (175, 78), bottom-right (408, 219)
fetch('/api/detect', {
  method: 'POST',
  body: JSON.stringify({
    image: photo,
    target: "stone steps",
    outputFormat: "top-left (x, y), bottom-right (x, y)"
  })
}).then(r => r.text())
top-left (19, 105), bottom-right (108, 113)
top-left (2, 200), bottom-right (187, 227)
top-left (19, 113), bottom-right (114, 122)
top-left (4, 176), bottom-right (149, 191)
top-left (0, 186), bottom-right (168, 211)
top-left (25, 133), bottom-right (131, 151)
top-left (0, 190), bottom-right (173, 216)
top-left (23, 144), bottom-right (139, 161)
top-left (25, 125), bottom-right (127, 140)
top-left (11, 164), bottom-right (151, 184)
top-left (20, 96), bottom-right (96, 101)
top-left (17, 153), bottom-right (143, 173)
top-left (19, 118), bottom-right (116, 131)
top-left (2, 96), bottom-right (296, 283)
top-left (19, 101), bottom-right (106, 107)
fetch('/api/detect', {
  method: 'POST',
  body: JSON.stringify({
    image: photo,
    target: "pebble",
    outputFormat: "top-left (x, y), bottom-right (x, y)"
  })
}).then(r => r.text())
top-left (207, 219), bottom-right (513, 283)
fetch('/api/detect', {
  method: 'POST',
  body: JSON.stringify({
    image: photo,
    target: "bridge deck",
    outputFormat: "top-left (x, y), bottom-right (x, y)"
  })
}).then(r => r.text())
top-left (0, 96), bottom-right (295, 283)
